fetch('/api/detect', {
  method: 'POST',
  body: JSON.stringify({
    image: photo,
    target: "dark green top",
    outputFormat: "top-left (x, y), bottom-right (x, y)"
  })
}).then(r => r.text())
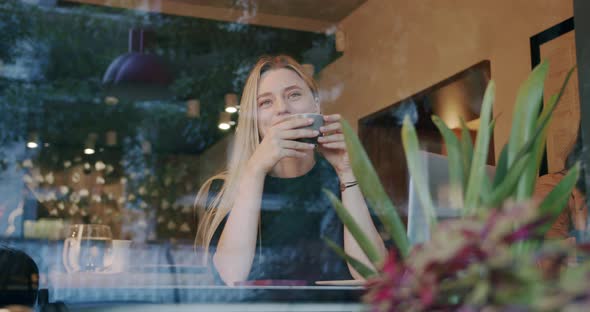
top-left (209, 156), bottom-right (351, 283)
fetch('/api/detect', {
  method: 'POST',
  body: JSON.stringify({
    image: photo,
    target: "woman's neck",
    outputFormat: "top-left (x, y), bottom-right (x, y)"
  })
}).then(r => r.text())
top-left (270, 150), bottom-right (316, 178)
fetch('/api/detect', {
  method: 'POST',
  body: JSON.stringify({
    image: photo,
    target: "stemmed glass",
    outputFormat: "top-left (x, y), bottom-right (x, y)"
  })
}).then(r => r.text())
top-left (62, 224), bottom-right (113, 273)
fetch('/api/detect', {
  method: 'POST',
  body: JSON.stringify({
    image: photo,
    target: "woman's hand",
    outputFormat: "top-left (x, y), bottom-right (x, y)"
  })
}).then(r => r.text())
top-left (248, 116), bottom-right (318, 175)
top-left (317, 114), bottom-right (352, 178)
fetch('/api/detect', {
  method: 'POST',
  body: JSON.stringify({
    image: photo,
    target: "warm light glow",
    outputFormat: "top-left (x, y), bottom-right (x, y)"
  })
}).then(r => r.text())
top-left (27, 142), bottom-right (38, 149)
top-left (225, 106), bottom-right (238, 114)
top-left (224, 93), bottom-right (238, 114)
top-left (84, 148), bottom-right (95, 155)
top-left (104, 96), bottom-right (119, 105)
top-left (219, 111), bottom-right (233, 130)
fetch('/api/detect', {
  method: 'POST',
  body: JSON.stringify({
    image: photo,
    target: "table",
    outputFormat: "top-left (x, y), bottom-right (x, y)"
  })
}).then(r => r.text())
top-left (47, 271), bottom-right (365, 306)
top-left (72, 303), bottom-right (367, 312)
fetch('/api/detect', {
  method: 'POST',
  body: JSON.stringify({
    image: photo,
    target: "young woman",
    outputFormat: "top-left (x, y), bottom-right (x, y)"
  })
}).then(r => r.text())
top-left (195, 55), bottom-right (386, 285)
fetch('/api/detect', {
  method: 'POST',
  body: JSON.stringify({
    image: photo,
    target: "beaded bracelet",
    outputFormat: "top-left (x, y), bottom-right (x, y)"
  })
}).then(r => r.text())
top-left (340, 181), bottom-right (359, 193)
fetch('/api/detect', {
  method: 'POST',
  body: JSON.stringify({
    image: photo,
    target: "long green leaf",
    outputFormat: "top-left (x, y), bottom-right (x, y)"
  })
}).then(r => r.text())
top-left (530, 65), bottom-right (575, 169)
top-left (493, 144), bottom-right (509, 188)
top-left (323, 189), bottom-right (383, 267)
top-left (482, 154), bottom-right (530, 208)
top-left (508, 61), bottom-right (549, 198)
top-left (464, 80), bottom-right (495, 213)
top-left (507, 60), bottom-right (549, 166)
top-left (432, 115), bottom-right (464, 208)
top-left (460, 118), bottom-right (474, 192)
top-left (480, 175), bottom-right (492, 206)
top-left (323, 238), bottom-right (377, 279)
top-left (517, 114), bottom-right (551, 200)
top-left (534, 110), bottom-right (552, 173)
top-left (340, 120), bottom-right (410, 257)
top-left (515, 66), bottom-right (575, 200)
top-left (535, 66), bottom-right (576, 138)
top-left (402, 116), bottom-right (437, 227)
top-left (537, 164), bottom-right (580, 234)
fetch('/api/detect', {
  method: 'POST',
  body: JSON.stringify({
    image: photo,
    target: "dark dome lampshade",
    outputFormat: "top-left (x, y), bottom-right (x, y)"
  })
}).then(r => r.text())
top-left (102, 29), bottom-right (174, 101)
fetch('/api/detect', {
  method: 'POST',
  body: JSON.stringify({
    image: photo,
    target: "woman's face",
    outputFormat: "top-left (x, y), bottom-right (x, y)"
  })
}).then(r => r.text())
top-left (256, 68), bottom-right (318, 139)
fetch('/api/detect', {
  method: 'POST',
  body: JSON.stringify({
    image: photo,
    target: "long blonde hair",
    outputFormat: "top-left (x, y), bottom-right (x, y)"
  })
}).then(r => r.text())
top-left (195, 55), bottom-right (319, 254)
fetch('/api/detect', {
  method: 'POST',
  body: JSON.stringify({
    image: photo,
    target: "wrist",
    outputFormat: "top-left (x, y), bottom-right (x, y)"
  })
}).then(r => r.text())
top-left (336, 169), bottom-right (355, 182)
top-left (245, 159), bottom-right (267, 180)
top-left (337, 170), bottom-right (358, 193)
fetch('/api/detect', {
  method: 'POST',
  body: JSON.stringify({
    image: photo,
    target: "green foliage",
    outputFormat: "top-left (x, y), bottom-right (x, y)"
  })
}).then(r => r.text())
top-left (328, 60), bottom-right (578, 275)
top-left (340, 120), bottom-right (410, 257)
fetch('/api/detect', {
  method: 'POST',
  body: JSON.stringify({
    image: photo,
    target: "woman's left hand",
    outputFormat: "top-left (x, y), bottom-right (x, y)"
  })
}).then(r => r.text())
top-left (317, 114), bottom-right (352, 177)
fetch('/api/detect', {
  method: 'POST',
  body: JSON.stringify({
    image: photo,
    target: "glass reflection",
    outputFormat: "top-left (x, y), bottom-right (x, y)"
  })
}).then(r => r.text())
top-left (0, 0), bottom-right (351, 306)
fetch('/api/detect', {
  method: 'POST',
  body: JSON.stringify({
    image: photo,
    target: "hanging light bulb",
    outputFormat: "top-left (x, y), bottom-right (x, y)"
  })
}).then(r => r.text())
top-left (218, 112), bottom-right (232, 130)
top-left (102, 29), bottom-right (174, 101)
top-left (224, 93), bottom-right (239, 113)
top-left (186, 99), bottom-right (200, 118)
top-left (27, 132), bottom-right (39, 149)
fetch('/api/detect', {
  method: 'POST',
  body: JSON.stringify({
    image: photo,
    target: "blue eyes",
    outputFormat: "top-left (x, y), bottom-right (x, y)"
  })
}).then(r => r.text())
top-left (258, 92), bottom-right (302, 108)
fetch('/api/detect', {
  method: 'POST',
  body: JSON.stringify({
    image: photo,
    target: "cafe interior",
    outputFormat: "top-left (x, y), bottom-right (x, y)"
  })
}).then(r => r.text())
top-left (1, 0), bottom-right (589, 311)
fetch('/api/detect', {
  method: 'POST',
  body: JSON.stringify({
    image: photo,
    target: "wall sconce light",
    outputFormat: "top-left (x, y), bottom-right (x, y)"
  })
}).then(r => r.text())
top-left (84, 146), bottom-right (95, 155)
top-left (186, 99), bottom-right (200, 118)
top-left (84, 133), bottom-right (98, 155)
top-left (218, 112), bottom-right (232, 130)
top-left (27, 132), bottom-right (39, 149)
top-left (224, 93), bottom-right (239, 114)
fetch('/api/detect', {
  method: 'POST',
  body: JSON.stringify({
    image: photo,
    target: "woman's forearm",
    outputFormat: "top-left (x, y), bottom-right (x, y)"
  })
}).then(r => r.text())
top-left (339, 171), bottom-right (387, 280)
top-left (213, 166), bottom-right (265, 285)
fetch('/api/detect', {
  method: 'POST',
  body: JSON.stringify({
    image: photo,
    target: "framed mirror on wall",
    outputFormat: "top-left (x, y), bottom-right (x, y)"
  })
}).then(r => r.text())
top-left (358, 60), bottom-right (493, 217)
top-left (530, 17), bottom-right (577, 176)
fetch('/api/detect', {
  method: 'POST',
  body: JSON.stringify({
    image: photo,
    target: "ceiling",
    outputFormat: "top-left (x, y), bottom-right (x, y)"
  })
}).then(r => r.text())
top-left (63, 0), bottom-right (368, 32)
top-left (1, 0), bottom-right (342, 158)
top-left (171, 0), bottom-right (367, 23)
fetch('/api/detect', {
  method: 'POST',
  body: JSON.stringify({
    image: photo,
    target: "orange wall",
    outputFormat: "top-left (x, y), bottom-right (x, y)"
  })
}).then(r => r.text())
top-left (318, 0), bottom-right (574, 158)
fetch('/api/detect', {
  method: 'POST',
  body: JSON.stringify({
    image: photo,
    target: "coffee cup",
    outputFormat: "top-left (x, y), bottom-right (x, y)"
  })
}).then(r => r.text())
top-left (286, 113), bottom-right (324, 144)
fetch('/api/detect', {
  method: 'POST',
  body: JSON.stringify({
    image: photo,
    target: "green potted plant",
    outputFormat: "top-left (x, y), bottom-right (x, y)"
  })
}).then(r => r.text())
top-left (325, 61), bottom-right (589, 310)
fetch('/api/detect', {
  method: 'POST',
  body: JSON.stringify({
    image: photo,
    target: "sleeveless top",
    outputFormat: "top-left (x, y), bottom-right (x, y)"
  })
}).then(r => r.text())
top-left (207, 156), bottom-right (351, 283)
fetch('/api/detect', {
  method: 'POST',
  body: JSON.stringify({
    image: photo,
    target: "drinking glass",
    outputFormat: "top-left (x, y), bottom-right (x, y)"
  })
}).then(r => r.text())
top-left (62, 224), bottom-right (113, 273)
